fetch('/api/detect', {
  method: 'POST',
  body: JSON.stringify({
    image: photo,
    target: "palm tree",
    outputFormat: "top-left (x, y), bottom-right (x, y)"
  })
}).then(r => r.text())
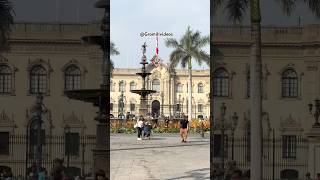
top-left (166, 26), bottom-right (209, 122)
top-left (110, 41), bottom-right (120, 75)
top-left (0, 0), bottom-right (14, 51)
top-left (213, 0), bottom-right (320, 179)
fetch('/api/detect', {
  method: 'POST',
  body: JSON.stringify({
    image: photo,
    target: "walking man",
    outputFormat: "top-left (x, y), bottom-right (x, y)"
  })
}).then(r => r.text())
top-left (180, 113), bottom-right (189, 142)
top-left (136, 116), bottom-right (144, 140)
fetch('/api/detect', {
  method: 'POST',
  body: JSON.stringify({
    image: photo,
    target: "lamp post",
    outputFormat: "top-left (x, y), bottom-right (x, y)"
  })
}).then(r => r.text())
top-left (161, 91), bottom-right (164, 117)
top-left (182, 97), bottom-right (185, 113)
top-left (308, 99), bottom-right (320, 127)
top-left (35, 94), bottom-right (44, 175)
top-left (220, 102), bottom-right (227, 179)
top-left (178, 95), bottom-right (181, 117)
top-left (64, 124), bottom-right (71, 168)
top-left (231, 112), bottom-right (239, 160)
top-left (119, 91), bottom-right (124, 119)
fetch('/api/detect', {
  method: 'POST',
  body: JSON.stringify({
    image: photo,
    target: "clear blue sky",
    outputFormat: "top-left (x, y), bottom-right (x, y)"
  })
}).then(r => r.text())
top-left (110, 0), bottom-right (210, 69)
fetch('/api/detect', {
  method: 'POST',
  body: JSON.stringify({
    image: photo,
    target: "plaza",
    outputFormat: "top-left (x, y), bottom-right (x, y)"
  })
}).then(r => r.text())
top-left (110, 133), bottom-right (209, 180)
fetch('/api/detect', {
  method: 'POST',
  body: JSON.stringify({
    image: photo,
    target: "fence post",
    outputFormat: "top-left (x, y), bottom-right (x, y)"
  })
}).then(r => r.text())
top-left (272, 129), bottom-right (275, 180)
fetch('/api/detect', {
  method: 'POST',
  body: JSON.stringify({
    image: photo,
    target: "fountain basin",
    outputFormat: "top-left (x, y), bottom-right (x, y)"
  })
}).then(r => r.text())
top-left (130, 89), bottom-right (156, 96)
top-left (64, 89), bottom-right (108, 106)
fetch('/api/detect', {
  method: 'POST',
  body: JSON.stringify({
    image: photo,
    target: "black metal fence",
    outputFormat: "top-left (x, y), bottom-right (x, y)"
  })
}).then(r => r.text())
top-left (213, 134), bottom-right (309, 180)
top-left (0, 134), bottom-right (96, 178)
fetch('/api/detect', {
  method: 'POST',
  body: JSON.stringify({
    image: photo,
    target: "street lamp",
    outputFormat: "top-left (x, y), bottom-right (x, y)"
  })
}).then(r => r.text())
top-left (161, 91), bottom-right (164, 117)
top-left (231, 112), bottom-right (239, 160)
top-left (182, 97), bottom-right (185, 113)
top-left (178, 95), bottom-right (181, 117)
top-left (64, 124), bottom-right (71, 168)
top-left (308, 99), bottom-right (320, 127)
top-left (119, 91), bottom-right (125, 119)
top-left (35, 94), bottom-right (44, 175)
top-left (220, 102), bottom-right (226, 178)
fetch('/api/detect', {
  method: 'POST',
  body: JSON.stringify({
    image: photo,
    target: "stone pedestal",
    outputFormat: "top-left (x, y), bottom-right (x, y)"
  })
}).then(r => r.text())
top-left (306, 127), bottom-right (320, 178)
top-left (93, 123), bottom-right (110, 178)
top-left (139, 97), bottom-right (148, 117)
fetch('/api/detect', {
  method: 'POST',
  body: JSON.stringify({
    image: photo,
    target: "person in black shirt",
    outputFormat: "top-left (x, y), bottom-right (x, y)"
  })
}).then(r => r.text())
top-left (180, 113), bottom-right (189, 142)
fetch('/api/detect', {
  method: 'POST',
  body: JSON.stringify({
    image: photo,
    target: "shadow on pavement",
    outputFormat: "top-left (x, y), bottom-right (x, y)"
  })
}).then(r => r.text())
top-left (165, 168), bottom-right (210, 180)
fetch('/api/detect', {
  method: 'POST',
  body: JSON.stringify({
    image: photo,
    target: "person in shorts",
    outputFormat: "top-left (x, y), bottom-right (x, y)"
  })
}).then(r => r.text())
top-left (180, 113), bottom-right (189, 143)
top-left (136, 116), bottom-right (144, 140)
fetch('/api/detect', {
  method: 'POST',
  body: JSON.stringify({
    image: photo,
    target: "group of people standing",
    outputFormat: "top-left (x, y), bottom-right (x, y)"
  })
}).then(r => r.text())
top-left (135, 113), bottom-right (189, 143)
top-left (135, 116), bottom-right (152, 140)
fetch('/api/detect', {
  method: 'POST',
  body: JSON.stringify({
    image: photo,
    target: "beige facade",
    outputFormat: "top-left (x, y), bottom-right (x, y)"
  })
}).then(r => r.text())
top-left (110, 64), bottom-right (210, 119)
top-left (212, 24), bottom-right (320, 179)
top-left (0, 22), bottom-right (103, 176)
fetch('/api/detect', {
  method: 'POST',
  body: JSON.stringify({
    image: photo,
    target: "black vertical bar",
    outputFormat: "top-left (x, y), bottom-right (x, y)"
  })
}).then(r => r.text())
top-left (272, 129), bottom-right (275, 180)
top-left (25, 123), bottom-right (29, 179)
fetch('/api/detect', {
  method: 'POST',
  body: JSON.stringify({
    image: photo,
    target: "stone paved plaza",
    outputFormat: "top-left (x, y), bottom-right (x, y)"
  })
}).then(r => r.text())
top-left (111, 133), bottom-right (210, 180)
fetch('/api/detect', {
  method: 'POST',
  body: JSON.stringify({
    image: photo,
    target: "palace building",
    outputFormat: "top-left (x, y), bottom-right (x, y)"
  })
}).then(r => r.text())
top-left (110, 63), bottom-right (210, 119)
top-left (0, 22), bottom-right (320, 179)
top-left (212, 24), bottom-right (320, 179)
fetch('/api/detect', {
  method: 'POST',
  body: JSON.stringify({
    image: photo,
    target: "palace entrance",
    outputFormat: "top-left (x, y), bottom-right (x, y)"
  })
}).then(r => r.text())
top-left (151, 100), bottom-right (160, 118)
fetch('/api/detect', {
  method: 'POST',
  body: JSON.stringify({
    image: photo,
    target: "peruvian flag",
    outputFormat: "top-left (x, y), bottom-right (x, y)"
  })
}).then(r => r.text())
top-left (156, 35), bottom-right (159, 56)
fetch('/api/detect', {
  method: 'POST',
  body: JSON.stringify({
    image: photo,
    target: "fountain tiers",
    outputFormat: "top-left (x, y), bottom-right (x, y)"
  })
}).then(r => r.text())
top-left (130, 43), bottom-right (156, 118)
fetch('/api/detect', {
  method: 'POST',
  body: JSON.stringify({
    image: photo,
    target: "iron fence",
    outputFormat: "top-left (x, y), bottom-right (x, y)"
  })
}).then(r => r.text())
top-left (212, 134), bottom-right (309, 180)
top-left (0, 134), bottom-right (96, 179)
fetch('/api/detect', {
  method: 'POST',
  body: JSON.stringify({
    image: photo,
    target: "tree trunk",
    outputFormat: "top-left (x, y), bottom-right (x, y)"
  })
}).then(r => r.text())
top-left (188, 57), bottom-right (192, 122)
top-left (250, 0), bottom-right (262, 179)
top-left (210, 47), bottom-right (215, 178)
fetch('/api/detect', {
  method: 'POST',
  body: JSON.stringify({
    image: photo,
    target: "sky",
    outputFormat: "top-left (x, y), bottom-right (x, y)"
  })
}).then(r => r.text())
top-left (11, 0), bottom-right (320, 69)
top-left (110, 0), bottom-right (210, 69)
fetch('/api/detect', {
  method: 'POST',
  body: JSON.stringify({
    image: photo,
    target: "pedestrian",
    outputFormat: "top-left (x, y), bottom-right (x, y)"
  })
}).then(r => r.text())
top-left (242, 170), bottom-right (250, 180)
top-left (38, 168), bottom-right (46, 180)
top-left (316, 173), bottom-right (320, 180)
top-left (95, 170), bottom-right (106, 180)
top-left (143, 121), bottom-right (152, 139)
top-left (230, 170), bottom-right (242, 180)
top-left (180, 113), bottom-right (189, 143)
top-left (135, 116), bottom-right (144, 140)
top-left (305, 172), bottom-right (312, 180)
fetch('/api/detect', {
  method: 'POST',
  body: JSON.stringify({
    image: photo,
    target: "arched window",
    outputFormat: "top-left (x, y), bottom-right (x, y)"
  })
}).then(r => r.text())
top-left (213, 68), bottom-right (229, 97)
top-left (130, 82), bottom-right (136, 91)
top-left (30, 65), bottom-right (47, 94)
top-left (119, 81), bottom-right (125, 92)
top-left (152, 79), bottom-right (160, 92)
top-left (0, 65), bottom-right (12, 94)
top-left (64, 65), bottom-right (81, 90)
top-left (198, 83), bottom-right (204, 93)
top-left (110, 103), bottom-right (113, 111)
top-left (198, 104), bottom-right (203, 112)
top-left (110, 81), bottom-right (114, 92)
top-left (176, 83), bottom-right (182, 93)
top-left (282, 69), bottom-right (298, 98)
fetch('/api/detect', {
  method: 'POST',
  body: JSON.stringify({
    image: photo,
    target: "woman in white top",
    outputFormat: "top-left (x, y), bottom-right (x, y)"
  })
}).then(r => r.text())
top-left (136, 116), bottom-right (144, 140)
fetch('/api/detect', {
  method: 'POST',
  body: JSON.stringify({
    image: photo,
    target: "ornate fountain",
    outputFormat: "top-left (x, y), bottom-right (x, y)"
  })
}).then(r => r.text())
top-left (131, 43), bottom-right (156, 118)
top-left (64, 0), bottom-right (110, 178)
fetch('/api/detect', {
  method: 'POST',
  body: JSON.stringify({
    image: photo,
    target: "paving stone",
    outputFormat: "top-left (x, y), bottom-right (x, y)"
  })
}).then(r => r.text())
top-left (111, 134), bottom-right (210, 179)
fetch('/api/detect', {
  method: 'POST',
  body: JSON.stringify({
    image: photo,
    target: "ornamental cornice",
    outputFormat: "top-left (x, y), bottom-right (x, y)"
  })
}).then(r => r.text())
top-left (214, 42), bottom-right (320, 47)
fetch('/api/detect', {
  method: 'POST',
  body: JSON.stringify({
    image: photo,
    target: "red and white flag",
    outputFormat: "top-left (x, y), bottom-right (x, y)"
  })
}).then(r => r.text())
top-left (156, 35), bottom-right (159, 56)
top-left (152, 35), bottom-right (161, 67)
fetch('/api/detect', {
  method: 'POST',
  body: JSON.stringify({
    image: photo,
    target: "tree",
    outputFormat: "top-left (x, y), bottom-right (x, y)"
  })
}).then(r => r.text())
top-left (0, 0), bottom-right (14, 51)
top-left (213, 0), bottom-right (320, 179)
top-left (166, 26), bottom-right (209, 122)
top-left (110, 41), bottom-right (119, 76)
